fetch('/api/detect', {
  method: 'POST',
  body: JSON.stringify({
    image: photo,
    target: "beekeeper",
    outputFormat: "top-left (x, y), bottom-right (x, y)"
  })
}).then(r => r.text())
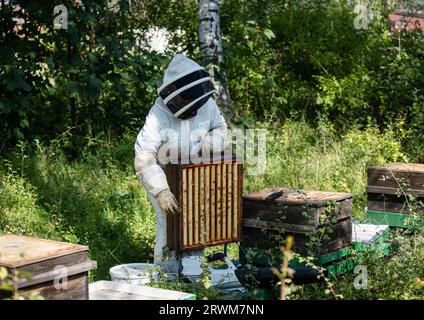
top-left (134, 54), bottom-right (228, 274)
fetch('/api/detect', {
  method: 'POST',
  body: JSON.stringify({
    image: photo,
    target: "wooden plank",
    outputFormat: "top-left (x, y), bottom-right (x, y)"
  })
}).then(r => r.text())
top-left (216, 164), bottom-right (222, 240)
top-left (199, 166), bottom-right (205, 244)
top-left (222, 163), bottom-right (227, 240)
top-left (17, 260), bottom-right (97, 289)
top-left (368, 163), bottom-right (424, 174)
top-left (194, 167), bottom-right (199, 245)
top-left (188, 169), bottom-right (193, 246)
top-left (20, 273), bottom-right (89, 300)
top-left (243, 188), bottom-right (352, 206)
top-left (367, 192), bottom-right (423, 214)
top-left (176, 153), bottom-right (241, 168)
top-left (242, 218), bottom-right (316, 233)
top-left (243, 198), bottom-right (352, 227)
top-left (237, 164), bottom-right (243, 241)
top-left (367, 200), bottom-right (412, 214)
top-left (241, 218), bottom-right (352, 255)
top-left (366, 185), bottom-right (424, 197)
top-left (368, 163), bottom-right (424, 190)
top-left (211, 165), bottom-right (216, 241)
top-left (205, 166), bottom-right (210, 243)
top-left (233, 163), bottom-right (238, 239)
top-left (227, 163), bottom-right (233, 240)
top-left (16, 251), bottom-right (88, 279)
top-left (0, 235), bottom-right (88, 268)
top-left (182, 169), bottom-right (188, 246)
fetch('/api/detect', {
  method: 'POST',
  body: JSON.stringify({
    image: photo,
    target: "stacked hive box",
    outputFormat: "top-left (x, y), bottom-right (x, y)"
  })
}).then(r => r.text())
top-left (0, 235), bottom-right (97, 300)
top-left (367, 163), bottom-right (424, 227)
top-left (241, 188), bottom-right (353, 257)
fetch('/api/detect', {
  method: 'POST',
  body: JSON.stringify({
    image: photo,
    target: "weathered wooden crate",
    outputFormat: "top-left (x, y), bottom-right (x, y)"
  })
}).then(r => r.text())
top-left (165, 154), bottom-right (243, 250)
top-left (367, 163), bottom-right (424, 215)
top-left (0, 234), bottom-right (97, 300)
top-left (241, 188), bottom-right (353, 255)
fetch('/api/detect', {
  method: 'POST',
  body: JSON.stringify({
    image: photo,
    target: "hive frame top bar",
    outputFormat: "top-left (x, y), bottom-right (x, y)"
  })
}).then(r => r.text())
top-left (166, 152), bottom-right (243, 168)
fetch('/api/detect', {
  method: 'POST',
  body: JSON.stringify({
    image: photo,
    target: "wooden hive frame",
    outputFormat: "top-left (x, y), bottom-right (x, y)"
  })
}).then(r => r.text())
top-left (165, 155), bottom-right (243, 251)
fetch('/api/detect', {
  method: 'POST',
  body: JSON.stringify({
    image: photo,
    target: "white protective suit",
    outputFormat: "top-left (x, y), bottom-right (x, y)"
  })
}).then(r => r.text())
top-left (134, 54), bottom-right (228, 274)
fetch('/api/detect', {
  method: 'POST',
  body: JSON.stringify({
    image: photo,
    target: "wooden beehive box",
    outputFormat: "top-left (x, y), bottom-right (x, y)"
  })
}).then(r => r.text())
top-left (0, 234), bottom-right (97, 300)
top-left (241, 188), bottom-right (353, 255)
top-left (367, 163), bottom-right (424, 214)
top-left (165, 154), bottom-right (243, 250)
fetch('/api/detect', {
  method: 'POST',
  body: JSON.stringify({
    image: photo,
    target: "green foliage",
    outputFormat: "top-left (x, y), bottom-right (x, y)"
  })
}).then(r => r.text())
top-left (244, 120), bottom-right (406, 219)
top-left (0, 0), bottom-right (167, 154)
top-left (220, 0), bottom-right (424, 132)
top-left (0, 135), bottom-right (156, 280)
top-left (1, 0), bottom-right (423, 301)
top-left (297, 229), bottom-right (424, 300)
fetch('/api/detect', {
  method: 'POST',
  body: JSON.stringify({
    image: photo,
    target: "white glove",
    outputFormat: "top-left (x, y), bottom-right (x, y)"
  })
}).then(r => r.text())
top-left (156, 189), bottom-right (180, 215)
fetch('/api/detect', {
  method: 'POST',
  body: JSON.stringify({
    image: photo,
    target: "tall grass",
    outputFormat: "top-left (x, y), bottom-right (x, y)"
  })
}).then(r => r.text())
top-left (1, 134), bottom-right (156, 280)
top-left (245, 121), bottom-right (406, 219)
top-left (0, 121), bottom-right (406, 283)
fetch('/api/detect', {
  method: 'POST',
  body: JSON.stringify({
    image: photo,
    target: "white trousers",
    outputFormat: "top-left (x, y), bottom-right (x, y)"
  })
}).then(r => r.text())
top-left (147, 192), bottom-right (203, 275)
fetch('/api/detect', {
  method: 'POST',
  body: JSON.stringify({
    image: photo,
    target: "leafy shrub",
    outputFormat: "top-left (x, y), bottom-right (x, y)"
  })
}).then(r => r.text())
top-left (244, 120), bottom-right (406, 219)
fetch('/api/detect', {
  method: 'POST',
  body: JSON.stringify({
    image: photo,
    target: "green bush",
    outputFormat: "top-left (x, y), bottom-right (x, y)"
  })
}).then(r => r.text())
top-left (1, 137), bottom-right (156, 280)
top-left (297, 229), bottom-right (424, 300)
top-left (244, 120), bottom-right (406, 219)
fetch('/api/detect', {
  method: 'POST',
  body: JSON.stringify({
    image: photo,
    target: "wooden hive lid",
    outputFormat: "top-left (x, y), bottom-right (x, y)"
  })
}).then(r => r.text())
top-left (368, 163), bottom-right (424, 174)
top-left (244, 188), bottom-right (352, 206)
top-left (0, 234), bottom-right (88, 268)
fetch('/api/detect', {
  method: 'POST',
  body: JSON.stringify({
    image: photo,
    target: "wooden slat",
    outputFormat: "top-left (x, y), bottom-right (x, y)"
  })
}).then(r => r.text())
top-left (227, 164), bottom-right (233, 239)
top-left (242, 218), bottom-right (316, 233)
top-left (366, 185), bottom-right (424, 197)
top-left (194, 167), bottom-right (199, 245)
top-left (233, 163), bottom-right (238, 239)
top-left (188, 169), bottom-right (193, 246)
top-left (216, 164), bottom-right (222, 240)
top-left (199, 166), bottom-right (205, 244)
top-left (238, 164), bottom-right (243, 240)
top-left (205, 166), bottom-right (210, 243)
top-left (17, 260), bottom-right (96, 289)
top-left (182, 169), bottom-right (188, 246)
top-left (211, 165), bottom-right (216, 241)
top-left (222, 163), bottom-right (227, 239)
top-left (20, 273), bottom-right (89, 300)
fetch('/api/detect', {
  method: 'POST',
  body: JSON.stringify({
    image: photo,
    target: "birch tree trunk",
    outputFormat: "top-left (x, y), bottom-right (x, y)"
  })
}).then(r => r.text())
top-left (198, 0), bottom-right (233, 120)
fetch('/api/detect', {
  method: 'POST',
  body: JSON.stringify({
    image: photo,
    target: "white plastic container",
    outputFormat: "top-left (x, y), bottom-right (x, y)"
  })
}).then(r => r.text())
top-left (89, 281), bottom-right (196, 300)
top-left (109, 263), bottom-right (159, 285)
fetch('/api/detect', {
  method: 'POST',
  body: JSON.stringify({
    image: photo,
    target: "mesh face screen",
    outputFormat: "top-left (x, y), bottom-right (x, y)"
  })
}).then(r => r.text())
top-left (159, 70), bottom-right (210, 100)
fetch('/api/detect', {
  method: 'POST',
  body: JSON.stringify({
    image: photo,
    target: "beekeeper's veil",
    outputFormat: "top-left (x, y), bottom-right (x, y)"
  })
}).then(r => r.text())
top-left (157, 54), bottom-right (216, 120)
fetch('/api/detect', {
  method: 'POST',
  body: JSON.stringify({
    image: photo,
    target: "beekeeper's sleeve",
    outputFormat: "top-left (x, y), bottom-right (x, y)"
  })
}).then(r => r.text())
top-left (134, 110), bottom-right (169, 197)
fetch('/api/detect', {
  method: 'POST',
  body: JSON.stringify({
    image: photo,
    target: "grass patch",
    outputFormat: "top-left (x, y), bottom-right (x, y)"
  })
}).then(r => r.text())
top-left (0, 120), bottom-right (415, 299)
